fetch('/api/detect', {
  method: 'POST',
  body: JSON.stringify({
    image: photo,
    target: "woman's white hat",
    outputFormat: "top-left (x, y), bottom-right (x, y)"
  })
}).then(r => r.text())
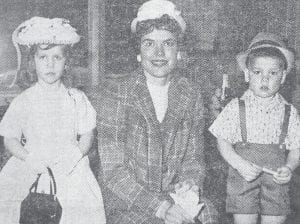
top-left (131, 0), bottom-right (186, 33)
top-left (236, 32), bottom-right (294, 73)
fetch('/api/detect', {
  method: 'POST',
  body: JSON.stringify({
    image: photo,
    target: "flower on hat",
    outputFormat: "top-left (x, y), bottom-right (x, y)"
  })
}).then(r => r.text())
top-left (131, 0), bottom-right (186, 33)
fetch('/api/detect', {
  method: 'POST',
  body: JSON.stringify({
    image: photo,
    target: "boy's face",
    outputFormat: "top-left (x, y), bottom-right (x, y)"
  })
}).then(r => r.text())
top-left (246, 56), bottom-right (287, 98)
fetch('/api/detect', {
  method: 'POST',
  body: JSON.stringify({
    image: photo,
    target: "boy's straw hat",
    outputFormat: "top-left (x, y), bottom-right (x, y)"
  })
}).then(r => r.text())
top-left (131, 0), bottom-right (186, 33)
top-left (236, 32), bottom-right (294, 73)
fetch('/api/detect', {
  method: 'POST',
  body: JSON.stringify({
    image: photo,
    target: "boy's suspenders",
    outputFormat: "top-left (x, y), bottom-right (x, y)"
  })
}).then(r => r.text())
top-left (238, 99), bottom-right (291, 146)
top-left (279, 105), bottom-right (291, 147)
top-left (238, 99), bottom-right (247, 143)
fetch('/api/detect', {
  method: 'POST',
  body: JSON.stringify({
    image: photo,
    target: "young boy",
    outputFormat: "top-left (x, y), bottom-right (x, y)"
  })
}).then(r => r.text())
top-left (209, 32), bottom-right (300, 224)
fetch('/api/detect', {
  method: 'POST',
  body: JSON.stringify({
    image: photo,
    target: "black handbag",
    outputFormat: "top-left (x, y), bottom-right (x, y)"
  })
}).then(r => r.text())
top-left (19, 167), bottom-right (62, 224)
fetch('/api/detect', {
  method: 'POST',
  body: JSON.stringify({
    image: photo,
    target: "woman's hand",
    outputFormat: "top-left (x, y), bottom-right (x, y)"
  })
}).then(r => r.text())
top-left (174, 179), bottom-right (197, 195)
top-left (273, 166), bottom-right (292, 184)
top-left (156, 199), bottom-right (194, 224)
top-left (164, 204), bottom-right (194, 224)
top-left (171, 180), bottom-right (203, 221)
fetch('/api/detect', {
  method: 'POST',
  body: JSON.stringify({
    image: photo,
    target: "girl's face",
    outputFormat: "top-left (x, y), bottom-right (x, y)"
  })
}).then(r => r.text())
top-left (247, 56), bottom-right (287, 98)
top-left (140, 28), bottom-right (178, 81)
top-left (34, 45), bottom-right (66, 86)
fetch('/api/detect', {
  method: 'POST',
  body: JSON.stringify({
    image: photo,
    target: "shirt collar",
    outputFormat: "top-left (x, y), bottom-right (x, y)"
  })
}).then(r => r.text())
top-left (242, 89), bottom-right (284, 112)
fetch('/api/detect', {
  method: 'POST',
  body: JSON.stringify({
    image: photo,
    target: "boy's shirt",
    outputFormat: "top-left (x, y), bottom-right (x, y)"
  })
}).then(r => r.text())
top-left (209, 89), bottom-right (300, 151)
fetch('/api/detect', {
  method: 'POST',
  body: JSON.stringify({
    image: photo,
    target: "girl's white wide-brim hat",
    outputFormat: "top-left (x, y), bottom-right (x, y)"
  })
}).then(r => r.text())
top-left (12, 16), bottom-right (80, 46)
top-left (12, 17), bottom-right (80, 74)
top-left (236, 32), bottom-right (294, 73)
top-left (130, 0), bottom-right (186, 33)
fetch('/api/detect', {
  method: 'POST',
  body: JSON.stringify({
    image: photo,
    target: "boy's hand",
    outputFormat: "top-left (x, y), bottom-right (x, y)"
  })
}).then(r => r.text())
top-left (236, 161), bottom-right (262, 182)
top-left (273, 166), bottom-right (292, 184)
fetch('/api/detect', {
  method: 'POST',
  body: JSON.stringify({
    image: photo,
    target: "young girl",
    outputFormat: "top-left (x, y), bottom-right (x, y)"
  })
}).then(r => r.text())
top-left (209, 32), bottom-right (300, 224)
top-left (0, 17), bottom-right (106, 224)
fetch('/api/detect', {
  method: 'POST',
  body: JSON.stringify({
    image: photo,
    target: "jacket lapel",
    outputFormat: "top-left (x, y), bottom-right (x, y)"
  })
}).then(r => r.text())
top-left (163, 73), bottom-right (194, 158)
top-left (130, 70), bottom-right (164, 192)
top-left (129, 69), bottom-right (195, 192)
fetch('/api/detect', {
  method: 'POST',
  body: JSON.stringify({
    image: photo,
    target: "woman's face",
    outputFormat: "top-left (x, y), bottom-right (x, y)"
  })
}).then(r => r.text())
top-left (140, 28), bottom-right (178, 80)
top-left (34, 45), bottom-right (66, 86)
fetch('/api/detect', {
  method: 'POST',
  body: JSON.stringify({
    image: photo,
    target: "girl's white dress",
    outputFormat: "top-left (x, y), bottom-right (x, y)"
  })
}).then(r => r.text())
top-left (0, 83), bottom-right (106, 224)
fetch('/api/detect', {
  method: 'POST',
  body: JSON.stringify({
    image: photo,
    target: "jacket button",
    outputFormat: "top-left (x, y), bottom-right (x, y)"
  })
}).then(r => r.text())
top-left (162, 165), bottom-right (168, 173)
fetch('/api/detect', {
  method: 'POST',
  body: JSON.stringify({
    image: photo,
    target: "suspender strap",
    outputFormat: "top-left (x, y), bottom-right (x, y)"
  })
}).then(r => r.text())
top-left (238, 99), bottom-right (247, 142)
top-left (279, 104), bottom-right (291, 145)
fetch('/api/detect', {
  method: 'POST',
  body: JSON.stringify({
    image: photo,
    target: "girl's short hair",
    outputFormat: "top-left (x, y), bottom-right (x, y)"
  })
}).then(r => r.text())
top-left (29, 44), bottom-right (70, 58)
top-left (245, 47), bottom-right (288, 70)
top-left (17, 44), bottom-right (71, 89)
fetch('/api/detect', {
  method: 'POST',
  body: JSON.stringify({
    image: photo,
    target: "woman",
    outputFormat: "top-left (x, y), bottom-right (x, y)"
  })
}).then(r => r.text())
top-left (92, 0), bottom-right (218, 223)
top-left (0, 17), bottom-right (106, 223)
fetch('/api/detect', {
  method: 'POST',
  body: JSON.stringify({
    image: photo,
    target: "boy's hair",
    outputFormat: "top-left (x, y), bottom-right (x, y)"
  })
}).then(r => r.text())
top-left (245, 47), bottom-right (288, 70)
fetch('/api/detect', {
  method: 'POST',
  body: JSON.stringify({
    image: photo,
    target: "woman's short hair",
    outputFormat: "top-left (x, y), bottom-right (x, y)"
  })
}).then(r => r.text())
top-left (131, 14), bottom-right (184, 53)
top-left (136, 14), bottom-right (183, 37)
top-left (245, 47), bottom-right (288, 70)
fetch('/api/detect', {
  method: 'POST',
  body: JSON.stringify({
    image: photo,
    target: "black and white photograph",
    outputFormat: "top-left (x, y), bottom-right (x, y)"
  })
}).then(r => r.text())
top-left (0, 0), bottom-right (300, 223)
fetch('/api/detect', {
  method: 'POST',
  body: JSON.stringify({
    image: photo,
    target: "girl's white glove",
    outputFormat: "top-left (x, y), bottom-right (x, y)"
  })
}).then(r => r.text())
top-left (52, 147), bottom-right (83, 177)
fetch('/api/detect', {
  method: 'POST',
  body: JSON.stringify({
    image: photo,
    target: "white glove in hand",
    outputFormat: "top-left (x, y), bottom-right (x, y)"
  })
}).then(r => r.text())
top-left (155, 200), bottom-right (172, 219)
top-left (53, 147), bottom-right (83, 177)
top-left (170, 182), bottom-right (204, 219)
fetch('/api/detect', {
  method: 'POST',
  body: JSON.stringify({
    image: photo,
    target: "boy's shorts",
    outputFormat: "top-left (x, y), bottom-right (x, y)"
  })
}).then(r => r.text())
top-left (226, 167), bottom-right (290, 215)
top-left (290, 167), bottom-right (300, 209)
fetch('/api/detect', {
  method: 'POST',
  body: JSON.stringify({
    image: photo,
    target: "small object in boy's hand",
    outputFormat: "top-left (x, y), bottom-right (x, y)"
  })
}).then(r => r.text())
top-left (251, 163), bottom-right (263, 171)
top-left (262, 167), bottom-right (277, 175)
top-left (251, 163), bottom-right (277, 175)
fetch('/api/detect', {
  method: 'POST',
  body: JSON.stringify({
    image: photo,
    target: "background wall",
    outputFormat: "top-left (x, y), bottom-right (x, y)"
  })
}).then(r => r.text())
top-left (1, 0), bottom-right (299, 89)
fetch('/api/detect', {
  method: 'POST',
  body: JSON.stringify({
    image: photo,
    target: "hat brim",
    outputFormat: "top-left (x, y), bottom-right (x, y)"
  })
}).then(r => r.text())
top-left (130, 15), bottom-right (186, 33)
top-left (236, 44), bottom-right (294, 74)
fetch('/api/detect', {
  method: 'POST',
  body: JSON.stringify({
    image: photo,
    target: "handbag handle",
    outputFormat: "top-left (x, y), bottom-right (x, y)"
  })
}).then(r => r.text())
top-left (29, 167), bottom-right (57, 196)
